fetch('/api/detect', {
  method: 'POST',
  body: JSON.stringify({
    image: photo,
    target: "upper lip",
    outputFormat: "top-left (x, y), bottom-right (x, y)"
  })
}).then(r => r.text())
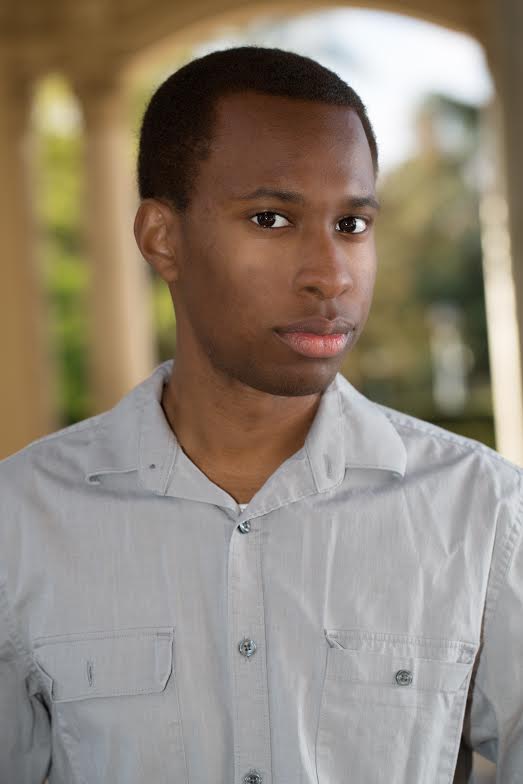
top-left (275, 317), bottom-right (355, 335)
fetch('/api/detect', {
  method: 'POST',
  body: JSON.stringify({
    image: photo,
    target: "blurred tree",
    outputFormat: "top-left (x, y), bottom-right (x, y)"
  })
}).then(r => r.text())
top-left (34, 75), bottom-right (91, 425)
top-left (343, 94), bottom-right (494, 445)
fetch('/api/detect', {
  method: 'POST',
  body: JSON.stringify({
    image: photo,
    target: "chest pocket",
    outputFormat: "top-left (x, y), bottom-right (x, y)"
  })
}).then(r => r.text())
top-left (33, 626), bottom-right (174, 702)
top-left (316, 629), bottom-right (478, 784)
top-left (32, 626), bottom-right (188, 784)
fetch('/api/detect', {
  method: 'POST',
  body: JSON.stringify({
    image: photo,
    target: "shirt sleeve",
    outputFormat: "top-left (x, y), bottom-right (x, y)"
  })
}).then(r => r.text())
top-left (0, 575), bottom-right (51, 784)
top-left (463, 476), bottom-right (523, 780)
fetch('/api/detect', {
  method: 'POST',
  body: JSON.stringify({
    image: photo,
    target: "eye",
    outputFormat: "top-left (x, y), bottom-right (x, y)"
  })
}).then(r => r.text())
top-left (250, 211), bottom-right (290, 229)
top-left (336, 216), bottom-right (368, 234)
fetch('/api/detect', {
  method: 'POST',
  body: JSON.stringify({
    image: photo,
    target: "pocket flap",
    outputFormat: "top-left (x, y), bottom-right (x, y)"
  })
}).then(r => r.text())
top-left (33, 626), bottom-right (174, 703)
top-left (324, 629), bottom-right (477, 694)
top-left (326, 648), bottom-right (473, 692)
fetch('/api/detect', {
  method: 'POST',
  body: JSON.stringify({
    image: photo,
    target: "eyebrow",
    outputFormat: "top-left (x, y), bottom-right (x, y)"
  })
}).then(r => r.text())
top-left (233, 187), bottom-right (381, 212)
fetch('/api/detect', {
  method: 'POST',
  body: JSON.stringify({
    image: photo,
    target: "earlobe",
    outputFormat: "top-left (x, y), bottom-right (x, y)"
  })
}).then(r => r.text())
top-left (133, 199), bottom-right (179, 284)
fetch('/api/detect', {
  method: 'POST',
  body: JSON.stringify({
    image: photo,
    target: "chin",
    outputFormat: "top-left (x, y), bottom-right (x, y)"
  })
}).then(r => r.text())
top-left (251, 364), bottom-right (341, 398)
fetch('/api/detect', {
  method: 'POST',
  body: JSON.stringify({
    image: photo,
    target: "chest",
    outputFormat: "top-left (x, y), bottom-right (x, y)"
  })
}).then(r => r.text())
top-left (195, 462), bottom-right (281, 504)
top-left (26, 495), bottom-right (489, 784)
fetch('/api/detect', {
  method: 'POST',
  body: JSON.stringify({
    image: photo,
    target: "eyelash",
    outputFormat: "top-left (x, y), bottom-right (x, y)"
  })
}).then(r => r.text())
top-left (249, 211), bottom-right (370, 234)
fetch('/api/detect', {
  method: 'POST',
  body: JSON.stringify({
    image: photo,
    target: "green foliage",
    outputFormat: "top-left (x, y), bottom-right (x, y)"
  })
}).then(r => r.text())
top-left (345, 94), bottom-right (494, 445)
top-left (35, 75), bottom-right (91, 425)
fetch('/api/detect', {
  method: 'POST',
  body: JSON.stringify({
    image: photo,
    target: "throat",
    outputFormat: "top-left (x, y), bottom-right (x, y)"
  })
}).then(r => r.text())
top-left (203, 472), bottom-right (265, 505)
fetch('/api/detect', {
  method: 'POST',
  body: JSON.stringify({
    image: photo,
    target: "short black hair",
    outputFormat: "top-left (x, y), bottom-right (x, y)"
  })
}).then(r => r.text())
top-left (137, 45), bottom-right (379, 212)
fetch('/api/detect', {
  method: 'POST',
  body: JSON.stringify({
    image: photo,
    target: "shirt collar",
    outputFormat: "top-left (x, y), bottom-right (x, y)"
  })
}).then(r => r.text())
top-left (85, 359), bottom-right (406, 509)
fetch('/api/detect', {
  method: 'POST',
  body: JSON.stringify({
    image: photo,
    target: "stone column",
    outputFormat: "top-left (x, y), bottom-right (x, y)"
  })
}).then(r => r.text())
top-left (477, 0), bottom-right (523, 464)
top-left (0, 66), bottom-right (56, 459)
top-left (477, 98), bottom-right (523, 464)
top-left (74, 75), bottom-right (156, 414)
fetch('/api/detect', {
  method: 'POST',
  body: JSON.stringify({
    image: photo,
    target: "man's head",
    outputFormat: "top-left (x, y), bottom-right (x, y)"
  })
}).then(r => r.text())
top-left (134, 46), bottom-right (380, 398)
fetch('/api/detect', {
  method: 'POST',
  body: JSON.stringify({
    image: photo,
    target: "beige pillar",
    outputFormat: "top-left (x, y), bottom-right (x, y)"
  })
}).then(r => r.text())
top-left (0, 66), bottom-right (56, 459)
top-left (74, 76), bottom-right (156, 413)
top-left (478, 98), bottom-right (523, 464)
top-left (476, 0), bottom-right (523, 465)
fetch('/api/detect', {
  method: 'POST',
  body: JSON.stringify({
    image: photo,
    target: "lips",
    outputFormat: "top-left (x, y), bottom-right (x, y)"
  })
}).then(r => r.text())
top-left (275, 316), bottom-right (354, 336)
top-left (276, 331), bottom-right (350, 358)
top-left (274, 315), bottom-right (356, 358)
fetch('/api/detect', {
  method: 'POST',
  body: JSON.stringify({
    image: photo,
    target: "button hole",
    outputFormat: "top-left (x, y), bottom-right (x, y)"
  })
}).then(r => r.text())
top-left (86, 660), bottom-right (94, 687)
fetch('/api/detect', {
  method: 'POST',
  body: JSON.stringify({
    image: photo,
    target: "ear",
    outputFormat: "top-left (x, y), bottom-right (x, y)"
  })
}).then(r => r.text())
top-left (133, 198), bottom-right (181, 284)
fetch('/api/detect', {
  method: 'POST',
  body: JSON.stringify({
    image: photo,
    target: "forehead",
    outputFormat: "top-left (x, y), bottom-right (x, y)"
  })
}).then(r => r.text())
top-left (200, 91), bottom-right (375, 198)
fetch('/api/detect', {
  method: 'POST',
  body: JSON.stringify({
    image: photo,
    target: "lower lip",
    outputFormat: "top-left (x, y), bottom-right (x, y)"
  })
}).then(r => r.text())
top-left (275, 331), bottom-right (350, 358)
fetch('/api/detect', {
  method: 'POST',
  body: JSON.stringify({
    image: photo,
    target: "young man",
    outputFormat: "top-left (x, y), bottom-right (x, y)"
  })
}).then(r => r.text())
top-left (0, 46), bottom-right (521, 784)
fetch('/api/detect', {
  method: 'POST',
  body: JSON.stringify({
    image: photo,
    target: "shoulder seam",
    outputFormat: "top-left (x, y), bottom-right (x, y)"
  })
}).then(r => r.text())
top-left (0, 576), bottom-right (37, 678)
top-left (377, 404), bottom-right (522, 478)
top-left (479, 471), bottom-right (523, 704)
top-left (8, 413), bottom-right (106, 454)
top-left (488, 472), bottom-right (523, 627)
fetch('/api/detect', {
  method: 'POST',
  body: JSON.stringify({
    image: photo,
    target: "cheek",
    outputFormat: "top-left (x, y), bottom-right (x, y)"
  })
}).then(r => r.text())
top-left (355, 243), bottom-right (377, 291)
top-left (184, 231), bottom-right (265, 325)
top-left (362, 263), bottom-right (377, 295)
top-left (183, 228), bottom-right (232, 294)
top-left (205, 228), bottom-right (283, 302)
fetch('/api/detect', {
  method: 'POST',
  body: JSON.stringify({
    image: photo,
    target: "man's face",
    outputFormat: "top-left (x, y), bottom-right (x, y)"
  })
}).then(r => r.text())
top-left (169, 90), bottom-right (378, 397)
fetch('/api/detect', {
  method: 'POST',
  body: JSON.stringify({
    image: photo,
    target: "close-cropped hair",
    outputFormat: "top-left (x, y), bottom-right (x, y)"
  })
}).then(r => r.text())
top-left (137, 45), bottom-right (379, 212)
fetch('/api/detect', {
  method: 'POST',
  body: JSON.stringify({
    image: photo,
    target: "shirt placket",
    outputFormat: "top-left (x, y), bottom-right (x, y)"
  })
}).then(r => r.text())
top-left (228, 518), bottom-right (273, 784)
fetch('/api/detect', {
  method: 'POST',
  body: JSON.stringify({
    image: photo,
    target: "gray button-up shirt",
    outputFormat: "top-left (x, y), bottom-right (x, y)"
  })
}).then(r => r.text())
top-left (1, 358), bottom-right (522, 783)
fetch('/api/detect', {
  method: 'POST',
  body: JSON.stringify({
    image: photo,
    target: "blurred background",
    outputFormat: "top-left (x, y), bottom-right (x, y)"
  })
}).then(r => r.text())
top-left (3, 1), bottom-right (522, 780)
top-left (4, 1), bottom-right (523, 481)
top-left (34, 15), bottom-right (497, 439)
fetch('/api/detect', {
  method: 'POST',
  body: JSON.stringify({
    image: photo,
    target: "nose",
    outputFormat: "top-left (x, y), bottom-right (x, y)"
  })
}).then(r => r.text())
top-left (296, 225), bottom-right (355, 300)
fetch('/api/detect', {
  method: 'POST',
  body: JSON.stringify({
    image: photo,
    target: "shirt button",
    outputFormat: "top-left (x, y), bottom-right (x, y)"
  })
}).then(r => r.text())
top-left (395, 669), bottom-right (413, 686)
top-left (238, 520), bottom-right (251, 534)
top-left (243, 770), bottom-right (263, 784)
top-left (238, 638), bottom-right (257, 657)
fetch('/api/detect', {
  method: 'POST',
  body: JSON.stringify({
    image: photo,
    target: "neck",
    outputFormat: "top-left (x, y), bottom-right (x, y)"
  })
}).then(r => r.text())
top-left (160, 357), bottom-right (322, 472)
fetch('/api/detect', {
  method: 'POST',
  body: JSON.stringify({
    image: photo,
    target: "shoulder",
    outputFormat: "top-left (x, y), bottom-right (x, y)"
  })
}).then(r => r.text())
top-left (0, 412), bottom-right (107, 489)
top-left (377, 401), bottom-right (523, 491)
